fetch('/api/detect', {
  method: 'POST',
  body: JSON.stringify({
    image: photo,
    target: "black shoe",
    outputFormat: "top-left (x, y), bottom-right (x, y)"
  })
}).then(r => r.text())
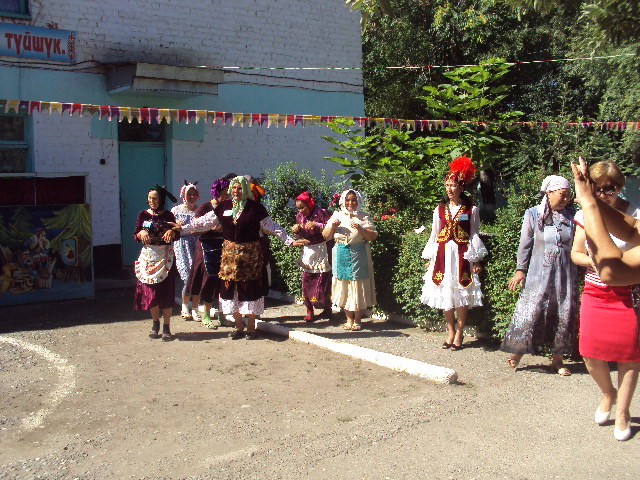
top-left (450, 343), bottom-right (463, 351)
top-left (229, 329), bottom-right (245, 340)
top-left (149, 321), bottom-right (160, 339)
top-left (245, 331), bottom-right (258, 340)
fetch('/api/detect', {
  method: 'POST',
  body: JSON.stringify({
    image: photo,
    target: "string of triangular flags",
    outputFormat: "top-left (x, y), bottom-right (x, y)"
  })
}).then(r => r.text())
top-left (2, 99), bottom-right (639, 131)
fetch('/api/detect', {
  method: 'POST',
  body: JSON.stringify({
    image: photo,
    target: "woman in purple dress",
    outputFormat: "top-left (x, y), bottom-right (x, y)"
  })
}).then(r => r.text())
top-left (292, 191), bottom-right (333, 322)
top-left (133, 185), bottom-right (179, 341)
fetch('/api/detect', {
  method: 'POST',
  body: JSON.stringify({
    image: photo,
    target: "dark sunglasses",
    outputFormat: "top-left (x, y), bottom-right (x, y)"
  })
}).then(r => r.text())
top-left (595, 185), bottom-right (618, 196)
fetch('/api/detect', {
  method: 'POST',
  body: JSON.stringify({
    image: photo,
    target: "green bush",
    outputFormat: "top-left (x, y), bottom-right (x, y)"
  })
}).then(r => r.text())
top-left (392, 227), bottom-right (443, 328)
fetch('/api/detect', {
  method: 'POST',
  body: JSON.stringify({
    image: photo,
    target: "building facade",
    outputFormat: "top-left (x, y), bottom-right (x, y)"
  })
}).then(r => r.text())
top-left (0, 0), bottom-right (364, 272)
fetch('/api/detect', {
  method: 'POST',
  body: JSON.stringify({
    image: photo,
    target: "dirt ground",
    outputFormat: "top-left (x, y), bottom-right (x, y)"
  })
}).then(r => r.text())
top-left (0, 286), bottom-right (638, 480)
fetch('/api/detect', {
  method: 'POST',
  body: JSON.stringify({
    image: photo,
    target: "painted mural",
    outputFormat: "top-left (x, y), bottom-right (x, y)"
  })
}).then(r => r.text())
top-left (0, 204), bottom-right (93, 306)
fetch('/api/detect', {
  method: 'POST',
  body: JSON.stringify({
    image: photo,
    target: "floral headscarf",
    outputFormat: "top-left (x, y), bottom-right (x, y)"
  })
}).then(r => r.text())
top-left (228, 176), bottom-right (251, 220)
top-left (339, 189), bottom-right (365, 215)
top-left (179, 180), bottom-right (200, 204)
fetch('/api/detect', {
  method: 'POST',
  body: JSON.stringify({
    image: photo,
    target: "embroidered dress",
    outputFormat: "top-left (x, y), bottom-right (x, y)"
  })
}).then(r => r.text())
top-left (133, 210), bottom-right (178, 310)
top-left (170, 204), bottom-right (197, 282)
top-left (575, 205), bottom-right (640, 362)
top-left (500, 206), bottom-right (578, 356)
top-left (420, 204), bottom-right (487, 310)
top-left (182, 200), bottom-right (293, 315)
top-left (294, 206), bottom-right (332, 309)
top-left (329, 210), bottom-right (377, 311)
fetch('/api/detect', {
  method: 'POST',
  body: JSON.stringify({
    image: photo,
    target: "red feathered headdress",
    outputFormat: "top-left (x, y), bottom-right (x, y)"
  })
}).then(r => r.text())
top-left (445, 155), bottom-right (476, 186)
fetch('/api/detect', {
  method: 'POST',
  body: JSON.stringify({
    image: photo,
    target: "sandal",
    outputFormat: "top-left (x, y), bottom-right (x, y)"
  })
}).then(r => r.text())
top-left (201, 313), bottom-right (217, 330)
top-left (161, 324), bottom-right (173, 341)
top-left (304, 310), bottom-right (315, 322)
top-left (441, 342), bottom-right (452, 349)
top-left (351, 324), bottom-right (362, 331)
top-left (450, 343), bottom-right (463, 351)
top-left (342, 323), bottom-right (353, 330)
top-left (553, 365), bottom-right (571, 376)
top-left (507, 358), bottom-right (519, 369)
top-left (191, 310), bottom-right (201, 322)
top-left (181, 305), bottom-right (192, 320)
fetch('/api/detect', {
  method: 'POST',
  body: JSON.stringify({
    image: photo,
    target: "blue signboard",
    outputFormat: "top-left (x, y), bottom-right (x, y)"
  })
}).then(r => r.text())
top-left (1, 23), bottom-right (75, 63)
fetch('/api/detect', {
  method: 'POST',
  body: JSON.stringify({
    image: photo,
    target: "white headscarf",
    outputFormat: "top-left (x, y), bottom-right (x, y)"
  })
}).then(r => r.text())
top-left (339, 189), bottom-right (365, 216)
top-left (537, 175), bottom-right (571, 231)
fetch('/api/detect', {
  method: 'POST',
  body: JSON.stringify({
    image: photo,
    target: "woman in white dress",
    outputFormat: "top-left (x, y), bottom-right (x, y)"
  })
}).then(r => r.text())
top-left (421, 156), bottom-right (487, 350)
top-left (171, 181), bottom-right (200, 320)
top-left (322, 189), bottom-right (377, 331)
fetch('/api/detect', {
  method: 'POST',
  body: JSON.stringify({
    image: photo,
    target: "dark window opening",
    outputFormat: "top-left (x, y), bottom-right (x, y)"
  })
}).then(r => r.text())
top-left (118, 118), bottom-right (166, 142)
top-left (0, 114), bottom-right (29, 173)
top-left (0, 0), bottom-right (30, 17)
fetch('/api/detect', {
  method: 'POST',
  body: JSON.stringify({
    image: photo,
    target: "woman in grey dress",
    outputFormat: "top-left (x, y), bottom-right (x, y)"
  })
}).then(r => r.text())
top-left (500, 175), bottom-right (578, 376)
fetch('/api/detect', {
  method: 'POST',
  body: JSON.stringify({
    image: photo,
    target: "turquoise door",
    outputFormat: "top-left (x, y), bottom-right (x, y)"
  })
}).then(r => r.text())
top-left (119, 142), bottom-right (166, 266)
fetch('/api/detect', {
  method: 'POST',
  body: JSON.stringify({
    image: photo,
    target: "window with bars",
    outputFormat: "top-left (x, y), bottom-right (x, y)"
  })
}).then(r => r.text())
top-left (0, 0), bottom-right (30, 18)
top-left (0, 115), bottom-right (30, 173)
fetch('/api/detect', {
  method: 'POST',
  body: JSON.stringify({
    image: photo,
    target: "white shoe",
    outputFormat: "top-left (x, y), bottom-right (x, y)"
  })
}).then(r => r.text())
top-left (594, 407), bottom-right (611, 425)
top-left (191, 309), bottom-right (201, 322)
top-left (181, 304), bottom-right (191, 319)
top-left (614, 425), bottom-right (632, 441)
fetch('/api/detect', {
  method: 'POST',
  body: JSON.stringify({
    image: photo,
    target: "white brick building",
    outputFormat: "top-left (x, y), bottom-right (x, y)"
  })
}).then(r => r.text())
top-left (0, 0), bottom-right (363, 272)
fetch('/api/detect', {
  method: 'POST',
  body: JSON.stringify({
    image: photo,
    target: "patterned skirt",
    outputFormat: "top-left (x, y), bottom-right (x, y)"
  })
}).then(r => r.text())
top-left (219, 240), bottom-right (264, 302)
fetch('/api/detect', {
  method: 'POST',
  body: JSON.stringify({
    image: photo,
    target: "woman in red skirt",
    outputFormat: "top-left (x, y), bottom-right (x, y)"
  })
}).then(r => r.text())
top-left (571, 160), bottom-right (640, 441)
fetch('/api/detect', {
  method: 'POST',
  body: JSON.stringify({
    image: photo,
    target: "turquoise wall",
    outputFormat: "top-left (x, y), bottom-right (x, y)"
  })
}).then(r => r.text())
top-left (0, 66), bottom-right (364, 118)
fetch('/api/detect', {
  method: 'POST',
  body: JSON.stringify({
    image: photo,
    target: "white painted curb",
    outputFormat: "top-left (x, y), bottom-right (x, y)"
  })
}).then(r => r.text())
top-left (256, 320), bottom-right (458, 384)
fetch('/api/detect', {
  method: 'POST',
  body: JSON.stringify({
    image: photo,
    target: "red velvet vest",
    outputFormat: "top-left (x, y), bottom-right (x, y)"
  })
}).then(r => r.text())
top-left (432, 204), bottom-right (473, 288)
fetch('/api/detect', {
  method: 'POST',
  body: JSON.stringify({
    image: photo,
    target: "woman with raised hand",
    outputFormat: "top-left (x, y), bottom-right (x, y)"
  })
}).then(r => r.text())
top-left (322, 189), bottom-right (377, 331)
top-left (171, 180), bottom-right (200, 320)
top-left (571, 157), bottom-right (640, 441)
top-left (500, 175), bottom-right (578, 376)
top-left (179, 176), bottom-right (299, 340)
top-left (292, 191), bottom-right (333, 322)
top-left (133, 185), bottom-right (179, 341)
top-left (420, 156), bottom-right (486, 351)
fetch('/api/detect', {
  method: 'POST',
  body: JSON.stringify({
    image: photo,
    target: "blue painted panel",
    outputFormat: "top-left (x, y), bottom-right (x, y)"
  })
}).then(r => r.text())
top-left (0, 23), bottom-right (76, 63)
top-left (91, 116), bottom-right (117, 139)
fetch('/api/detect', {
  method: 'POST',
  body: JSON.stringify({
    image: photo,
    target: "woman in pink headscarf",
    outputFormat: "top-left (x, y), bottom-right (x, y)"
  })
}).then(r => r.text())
top-left (292, 191), bottom-right (333, 322)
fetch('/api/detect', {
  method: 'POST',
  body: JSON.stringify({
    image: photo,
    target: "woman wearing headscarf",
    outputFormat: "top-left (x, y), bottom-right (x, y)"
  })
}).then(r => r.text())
top-left (133, 185), bottom-right (179, 341)
top-left (322, 189), bottom-right (377, 331)
top-left (420, 156), bottom-right (487, 351)
top-left (171, 180), bottom-right (200, 320)
top-left (293, 191), bottom-right (333, 322)
top-left (178, 176), bottom-right (298, 339)
top-left (570, 159), bottom-right (640, 442)
top-left (500, 175), bottom-right (578, 375)
top-left (184, 175), bottom-right (234, 328)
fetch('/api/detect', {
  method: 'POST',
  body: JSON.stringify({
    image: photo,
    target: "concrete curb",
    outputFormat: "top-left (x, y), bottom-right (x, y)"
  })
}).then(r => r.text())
top-left (256, 320), bottom-right (458, 385)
